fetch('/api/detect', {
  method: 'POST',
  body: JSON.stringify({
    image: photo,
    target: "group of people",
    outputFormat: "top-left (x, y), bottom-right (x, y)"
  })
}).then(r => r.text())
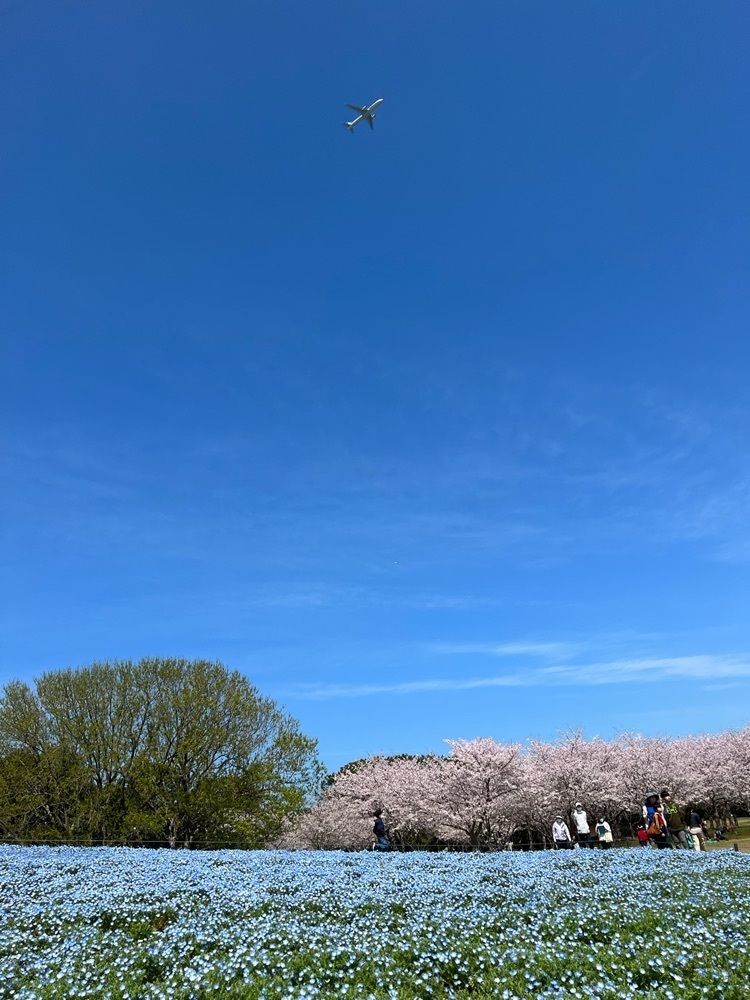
top-left (634, 789), bottom-right (708, 850)
top-left (552, 803), bottom-right (613, 849)
top-left (372, 793), bottom-right (725, 852)
top-left (553, 791), bottom-right (713, 851)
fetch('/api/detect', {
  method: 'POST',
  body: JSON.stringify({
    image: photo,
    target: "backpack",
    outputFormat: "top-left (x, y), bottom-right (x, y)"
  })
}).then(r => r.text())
top-left (646, 812), bottom-right (665, 838)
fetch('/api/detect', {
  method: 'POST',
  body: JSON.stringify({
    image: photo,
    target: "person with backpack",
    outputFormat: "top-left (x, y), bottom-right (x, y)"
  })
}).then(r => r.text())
top-left (595, 817), bottom-right (613, 848)
top-left (644, 793), bottom-right (671, 848)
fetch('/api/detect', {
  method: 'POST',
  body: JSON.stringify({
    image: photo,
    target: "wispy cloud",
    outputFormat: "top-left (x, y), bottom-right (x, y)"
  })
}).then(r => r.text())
top-left (547, 654), bottom-right (750, 685)
top-left (430, 641), bottom-right (580, 659)
top-left (7, 388), bottom-right (750, 568)
top-left (282, 674), bottom-right (528, 700)
top-left (281, 654), bottom-right (750, 700)
top-left (239, 586), bottom-right (512, 611)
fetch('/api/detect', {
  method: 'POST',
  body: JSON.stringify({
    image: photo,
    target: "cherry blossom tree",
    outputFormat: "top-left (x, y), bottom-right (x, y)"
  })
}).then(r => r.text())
top-left (435, 739), bottom-right (523, 848)
top-left (518, 733), bottom-right (625, 843)
top-left (276, 754), bottom-right (446, 850)
top-left (279, 724), bottom-right (750, 849)
top-left (614, 733), bottom-right (689, 810)
top-left (679, 727), bottom-right (750, 824)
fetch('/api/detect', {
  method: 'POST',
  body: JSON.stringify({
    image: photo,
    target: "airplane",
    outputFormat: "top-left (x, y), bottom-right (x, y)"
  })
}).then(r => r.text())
top-left (344, 98), bottom-right (384, 132)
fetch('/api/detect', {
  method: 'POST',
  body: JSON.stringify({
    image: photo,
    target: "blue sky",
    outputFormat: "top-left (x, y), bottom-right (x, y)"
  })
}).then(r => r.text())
top-left (2, 2), bottom-right (749, 769)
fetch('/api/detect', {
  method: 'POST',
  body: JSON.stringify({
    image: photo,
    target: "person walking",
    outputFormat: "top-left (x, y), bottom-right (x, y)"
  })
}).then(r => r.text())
top-left (552, 815), bottom-right (572, 849)
top-left (595, 817), bottom-right (613, 848)
top-left (373, 809), bottom-right (390, 851)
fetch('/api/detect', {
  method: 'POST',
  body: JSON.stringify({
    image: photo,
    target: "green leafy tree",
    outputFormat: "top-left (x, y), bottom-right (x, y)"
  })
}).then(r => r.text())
top-left (0, 658), bottom-right (321, 847)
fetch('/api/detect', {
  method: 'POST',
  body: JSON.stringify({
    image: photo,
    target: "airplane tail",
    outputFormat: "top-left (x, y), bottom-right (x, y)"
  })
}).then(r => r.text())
top-left (344, 121), bottom-right (355, 132)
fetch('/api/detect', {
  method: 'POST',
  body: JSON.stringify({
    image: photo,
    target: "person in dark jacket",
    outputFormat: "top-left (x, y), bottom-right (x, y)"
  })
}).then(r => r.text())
top-left (661, 790), bottom-right (688, 848)
top-left (373, 810), bottom-right (390, 851)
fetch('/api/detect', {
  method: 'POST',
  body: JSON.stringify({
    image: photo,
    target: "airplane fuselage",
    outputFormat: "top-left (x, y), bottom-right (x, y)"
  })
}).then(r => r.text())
top-left (344, 98), bottom-right (384, 132)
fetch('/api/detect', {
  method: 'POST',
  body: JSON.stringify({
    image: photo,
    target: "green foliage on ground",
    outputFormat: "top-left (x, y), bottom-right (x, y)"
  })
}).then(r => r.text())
top-left (3, 846), bottom-right (750, 999)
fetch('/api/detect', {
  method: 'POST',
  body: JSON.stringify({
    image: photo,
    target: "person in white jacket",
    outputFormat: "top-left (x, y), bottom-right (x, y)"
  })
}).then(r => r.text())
top-left (552, 816), bottom-right (572, 848)
top-left (572, 802), bottom-right (593, 847)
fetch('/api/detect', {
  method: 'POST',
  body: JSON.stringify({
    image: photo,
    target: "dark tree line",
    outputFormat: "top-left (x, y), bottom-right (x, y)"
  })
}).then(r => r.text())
top-left (0, 658), bottom-right (323, 847)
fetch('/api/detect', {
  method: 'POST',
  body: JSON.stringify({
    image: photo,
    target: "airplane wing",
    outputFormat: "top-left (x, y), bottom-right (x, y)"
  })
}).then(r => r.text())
top-left (346, 104), bottom-right (368, 114)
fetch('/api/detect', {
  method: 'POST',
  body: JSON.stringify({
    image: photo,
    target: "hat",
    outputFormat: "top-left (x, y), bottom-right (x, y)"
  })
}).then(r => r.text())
top-left (575, 802), bottom-right (583, 808)
top-left (555, 814), bottom-right (563, 820)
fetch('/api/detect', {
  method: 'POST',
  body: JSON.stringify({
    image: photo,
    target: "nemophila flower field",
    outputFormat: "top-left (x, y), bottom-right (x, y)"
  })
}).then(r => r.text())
top-left (1, 846), bottom-right (749, 1000)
